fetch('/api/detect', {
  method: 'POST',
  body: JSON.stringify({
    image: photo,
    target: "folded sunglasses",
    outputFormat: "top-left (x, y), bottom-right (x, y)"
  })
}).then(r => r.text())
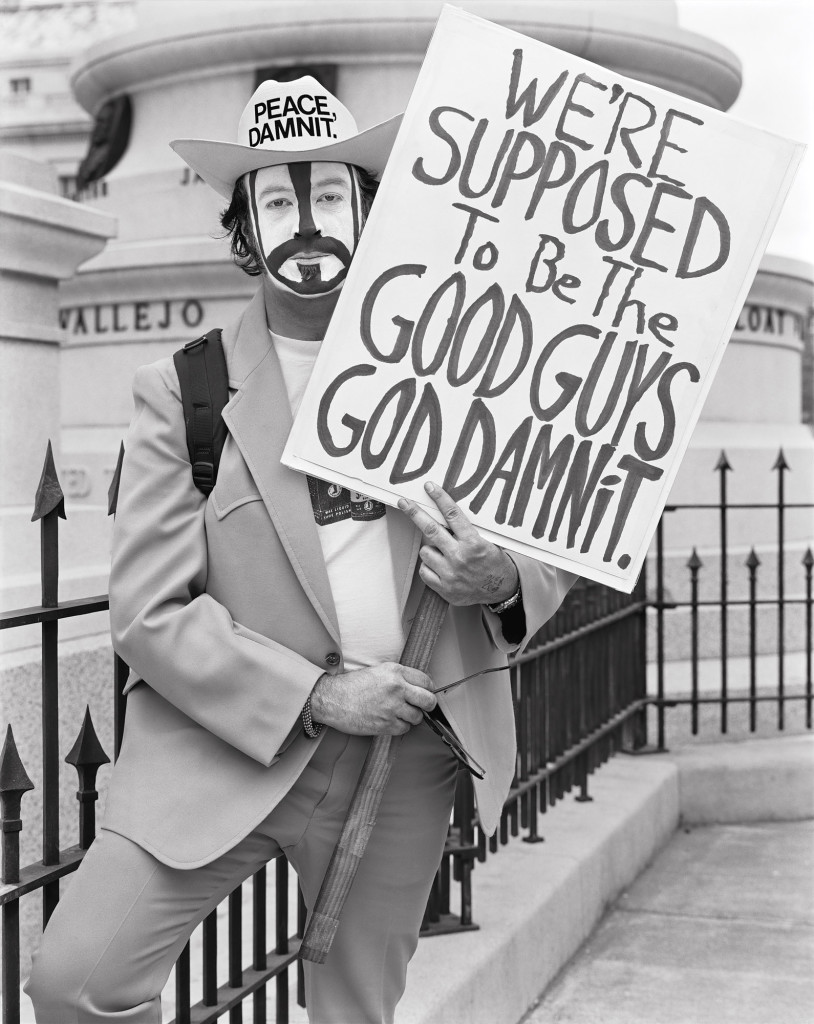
top-left (421, 665), bottom-right (511, 780)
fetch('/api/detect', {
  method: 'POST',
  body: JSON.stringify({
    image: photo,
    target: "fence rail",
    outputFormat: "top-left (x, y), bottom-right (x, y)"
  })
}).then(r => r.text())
top-left (1, 442), bottom-right (811, 1022)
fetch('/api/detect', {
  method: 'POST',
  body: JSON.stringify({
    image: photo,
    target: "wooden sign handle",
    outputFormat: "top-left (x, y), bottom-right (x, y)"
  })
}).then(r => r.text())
top-left (299, 586), bottom-right (449, 964)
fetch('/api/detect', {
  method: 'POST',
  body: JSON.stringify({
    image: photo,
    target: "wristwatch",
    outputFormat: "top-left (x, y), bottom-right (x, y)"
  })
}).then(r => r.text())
top-left (487, 580), bottom-right (522, 615)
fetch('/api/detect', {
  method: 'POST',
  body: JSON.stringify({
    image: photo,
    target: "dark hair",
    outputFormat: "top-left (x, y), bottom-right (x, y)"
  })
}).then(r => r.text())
top-left (220, 165), bottom-right (379, 277)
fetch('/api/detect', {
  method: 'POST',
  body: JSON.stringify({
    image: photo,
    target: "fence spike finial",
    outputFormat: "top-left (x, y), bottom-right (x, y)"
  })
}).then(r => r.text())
top-left (0, 725), bottom-right (35, 797)
top-left (687, 548), bottom-right (703, 571)
top-left (65, 706), bottom-right (110, 771)
top-left (803, 548), bottom-right (814, 570)
top-left (31, 439), bottom-right (66, 522)
top-left (66, 707), bottom-right (110, 851)
top-left (772, 448), bottom-right (789, 472)
top-left (1, 725), bottom-right (35, 885)
top-left (108, 442), bottom-right (125, 516)
top-left (714, 450), bottom-right (731, 472)
top-left (746, 548), bottom-right (761, 570)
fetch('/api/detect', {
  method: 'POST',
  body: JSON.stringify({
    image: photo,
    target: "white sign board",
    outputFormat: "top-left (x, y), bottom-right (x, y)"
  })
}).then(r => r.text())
top-left (283, 5), bottom-right (803, 591)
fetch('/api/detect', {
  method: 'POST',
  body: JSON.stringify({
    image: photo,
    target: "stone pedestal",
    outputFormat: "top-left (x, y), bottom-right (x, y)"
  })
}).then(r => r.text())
top-left (0, 154), bottom-right (117, 981)
top-left (0, 152), bottom-right (115, 654)
top-left (664, 255), bottom-right (813, 546)
top-left (651, 255), bottom-right (814, 658)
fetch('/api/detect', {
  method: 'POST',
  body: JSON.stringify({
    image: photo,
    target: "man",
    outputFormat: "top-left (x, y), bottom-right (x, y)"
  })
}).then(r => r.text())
top-left (26, 77), bottom-right (575, 1023)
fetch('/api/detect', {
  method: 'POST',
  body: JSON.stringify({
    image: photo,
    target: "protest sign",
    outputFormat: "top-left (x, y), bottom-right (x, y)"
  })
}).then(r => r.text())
top-left (282, 5), bottom-right (803, 591)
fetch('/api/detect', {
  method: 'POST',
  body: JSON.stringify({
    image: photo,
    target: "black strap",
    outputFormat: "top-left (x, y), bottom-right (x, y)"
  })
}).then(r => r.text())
top-left (173, 328), bottom-right (228, 495)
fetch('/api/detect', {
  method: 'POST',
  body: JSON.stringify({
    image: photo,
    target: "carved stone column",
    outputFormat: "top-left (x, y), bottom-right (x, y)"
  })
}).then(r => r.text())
top-left (0, 151), bottom-right (114, 635)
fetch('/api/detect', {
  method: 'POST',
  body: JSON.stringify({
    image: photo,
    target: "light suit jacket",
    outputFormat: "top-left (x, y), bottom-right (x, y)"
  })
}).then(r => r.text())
top-left (104, 288), bottom-right (576, 869)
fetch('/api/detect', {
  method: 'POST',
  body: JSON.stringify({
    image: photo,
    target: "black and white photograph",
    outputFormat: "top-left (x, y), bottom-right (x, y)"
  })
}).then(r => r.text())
top-left (0, 2), bottom-right (811, 1022)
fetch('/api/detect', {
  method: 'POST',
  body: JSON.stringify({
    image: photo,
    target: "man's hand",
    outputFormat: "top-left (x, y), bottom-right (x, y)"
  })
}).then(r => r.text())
top-left (398, 481), bottom-right (519, 607)
top-left (310, 663), bottom-right (436, 736)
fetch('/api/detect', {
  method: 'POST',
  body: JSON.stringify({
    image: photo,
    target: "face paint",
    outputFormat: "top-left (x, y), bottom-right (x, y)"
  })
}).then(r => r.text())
top-left (248, 161), bottom-right (361, 297)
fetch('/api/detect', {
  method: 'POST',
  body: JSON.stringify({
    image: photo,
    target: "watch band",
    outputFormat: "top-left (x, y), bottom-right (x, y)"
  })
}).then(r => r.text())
top-left (487, 581), bottom-right (522, 615)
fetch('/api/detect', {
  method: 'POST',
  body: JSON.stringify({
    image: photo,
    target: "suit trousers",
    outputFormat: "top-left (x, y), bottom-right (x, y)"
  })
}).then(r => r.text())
top-left (25, 724), bottom-right (458, 1024)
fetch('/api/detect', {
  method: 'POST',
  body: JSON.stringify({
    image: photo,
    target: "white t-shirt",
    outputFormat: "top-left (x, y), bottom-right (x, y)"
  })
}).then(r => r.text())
top-left (272, 331), bottom-right (405, 671)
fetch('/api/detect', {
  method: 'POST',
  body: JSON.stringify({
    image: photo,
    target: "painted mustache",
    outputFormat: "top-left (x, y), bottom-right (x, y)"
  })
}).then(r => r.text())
top-left (264, 236), bottom-right (352, 276)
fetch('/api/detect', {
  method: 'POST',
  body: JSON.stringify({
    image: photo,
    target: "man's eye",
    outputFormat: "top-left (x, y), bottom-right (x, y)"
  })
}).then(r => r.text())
top-left (318, 193), bottom-right (343, 204)
top-left (265, 198), bottom-right (291, 209)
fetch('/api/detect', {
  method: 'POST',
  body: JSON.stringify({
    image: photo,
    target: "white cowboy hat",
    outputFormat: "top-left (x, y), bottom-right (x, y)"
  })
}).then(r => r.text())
top-left (171, 76), bottom-right (402, 199)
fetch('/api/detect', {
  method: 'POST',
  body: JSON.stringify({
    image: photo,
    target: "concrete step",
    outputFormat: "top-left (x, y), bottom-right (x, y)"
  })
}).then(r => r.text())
top-left (656, 733), bottom-right (814, 824)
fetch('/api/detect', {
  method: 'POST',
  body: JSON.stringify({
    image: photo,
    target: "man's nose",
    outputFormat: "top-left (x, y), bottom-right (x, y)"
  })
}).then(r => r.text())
top-left (295, 202), bottom-right (321, 240)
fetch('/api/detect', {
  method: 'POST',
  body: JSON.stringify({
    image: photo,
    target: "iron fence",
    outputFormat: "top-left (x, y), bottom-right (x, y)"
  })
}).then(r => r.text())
top-left (423, 572), bottom-right (647, 938)
top-left (2, 442), bottom-right (810, 1022)
top-left (650, 449), bottom-right (813, 748)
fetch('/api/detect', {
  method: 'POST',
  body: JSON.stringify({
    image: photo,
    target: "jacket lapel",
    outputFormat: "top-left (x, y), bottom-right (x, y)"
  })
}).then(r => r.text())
top-left (221, 290), bottom-right (340, 644)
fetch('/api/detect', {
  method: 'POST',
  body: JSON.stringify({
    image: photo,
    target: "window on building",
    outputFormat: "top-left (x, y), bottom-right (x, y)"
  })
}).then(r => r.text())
top-left (10, 77), bottom-right (31, 95)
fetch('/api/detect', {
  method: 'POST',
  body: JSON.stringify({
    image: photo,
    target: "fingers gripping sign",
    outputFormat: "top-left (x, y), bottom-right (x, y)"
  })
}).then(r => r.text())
top-left (398, 482), bottom-right (520, 607)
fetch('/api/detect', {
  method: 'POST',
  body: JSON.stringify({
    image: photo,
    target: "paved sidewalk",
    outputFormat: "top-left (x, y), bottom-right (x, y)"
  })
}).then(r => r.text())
top-left (522, 820), bottom-right (814, 1024)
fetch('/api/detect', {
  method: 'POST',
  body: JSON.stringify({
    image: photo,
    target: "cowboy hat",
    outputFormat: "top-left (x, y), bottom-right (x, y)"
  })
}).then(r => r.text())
top-left (171, 76), bottom-right (402, 199)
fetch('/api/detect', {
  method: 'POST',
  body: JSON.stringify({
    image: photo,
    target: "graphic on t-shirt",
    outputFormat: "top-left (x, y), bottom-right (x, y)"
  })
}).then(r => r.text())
top-left (307, 476), bottom-right (385, 526)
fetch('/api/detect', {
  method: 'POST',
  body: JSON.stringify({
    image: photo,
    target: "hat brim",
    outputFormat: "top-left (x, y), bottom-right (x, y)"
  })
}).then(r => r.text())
top-left (171, 113), bottom-right (403, 199)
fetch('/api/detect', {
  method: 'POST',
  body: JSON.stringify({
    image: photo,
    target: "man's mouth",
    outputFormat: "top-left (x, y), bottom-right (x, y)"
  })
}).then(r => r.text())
top-left (290, 252), bottom-right (330, 280)
top-left (290, 252), bottom-right (330, 262)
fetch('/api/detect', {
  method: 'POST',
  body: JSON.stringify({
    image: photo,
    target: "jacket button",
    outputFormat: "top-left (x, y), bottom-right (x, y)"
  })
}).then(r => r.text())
top-left (325, 652), bottom-right (340, 667)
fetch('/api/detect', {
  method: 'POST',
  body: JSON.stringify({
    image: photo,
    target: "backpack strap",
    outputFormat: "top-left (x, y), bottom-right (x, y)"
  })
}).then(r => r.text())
top-left (173, 328), bottom-right (228, 495)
